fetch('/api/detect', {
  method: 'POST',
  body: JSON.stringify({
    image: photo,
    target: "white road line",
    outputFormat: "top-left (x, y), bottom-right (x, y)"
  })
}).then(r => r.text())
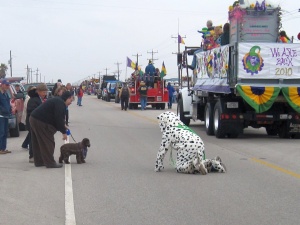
top-left (65, 138), bottom-right (76, 225)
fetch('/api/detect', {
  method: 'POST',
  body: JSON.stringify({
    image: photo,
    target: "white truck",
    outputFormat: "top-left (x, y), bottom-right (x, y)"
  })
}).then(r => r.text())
top-left (177, 2), bottom-right (300, 138)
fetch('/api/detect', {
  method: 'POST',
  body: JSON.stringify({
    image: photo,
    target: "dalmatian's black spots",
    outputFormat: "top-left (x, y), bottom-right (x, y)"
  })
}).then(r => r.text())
top-left (155, 111), bottom-right (226, 174)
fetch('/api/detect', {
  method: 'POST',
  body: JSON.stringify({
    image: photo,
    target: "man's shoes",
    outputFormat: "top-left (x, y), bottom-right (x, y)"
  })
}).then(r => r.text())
top-left (29, 158), bottom-right (34, 163)
top-left (4, 150), bottom-right (11, 153)
top-left (35, 163), bottom-right (45, 167)
top-left (46, 163), bottom-right (63, 168)
top-left (0, 151), bottom-right (7, 154)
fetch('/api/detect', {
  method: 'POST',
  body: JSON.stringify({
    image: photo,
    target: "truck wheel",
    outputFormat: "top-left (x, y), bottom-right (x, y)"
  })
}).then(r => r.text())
top-left (97, 95), bottom-right (100, 99)
top-left (9, 117), bottom-right (20, 137)
top-left (106, 94), bottom-right (110, 102)
top-left (205, 103), bottom-right (214, 135)
top-left (161, 103), bottom-right (165, 110)
top-left (266, 126), bottom-right (278, 136)
top-left (177, 99), bottom-right (190, 126)
top-left (155, 104), bottom-right (160, 109)
top-left (213, 101), bottom-right (226, 138)
top-left (129, 103), bottom-right (133, 109)
top-left (134, 104), bottom-right (138, 109)
top-left (278, 122), bottom-right (290, 138)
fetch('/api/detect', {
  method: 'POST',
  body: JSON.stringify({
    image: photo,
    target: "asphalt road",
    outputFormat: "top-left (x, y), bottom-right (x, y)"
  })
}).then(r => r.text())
top-left (1, 94), bottom-right (299, 225)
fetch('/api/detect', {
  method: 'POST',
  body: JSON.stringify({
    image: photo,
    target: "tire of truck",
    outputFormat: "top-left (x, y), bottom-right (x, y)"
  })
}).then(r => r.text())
top-left (213, 101), bottom-right (226, 138)
top-left (9, 116), bottom-right (20, 137)
top-left (177, 99), bottom-right (190, 126)
top-left (106, 94), bottom-right (110, 102)
top-left (204, 102), bottom-right (214, 135)
top-left (265, 126), bottom-right (278, 136)
top-left (129, 103), bottom-right (133, 109)
top-left (278, 122), bottom-right (290, 138)
top-left (156, 104), bottom-right (160, 110)
top-left (161, 103), bottom-right (165, 110)
top-left (97, 94), bottom-right (100, 99)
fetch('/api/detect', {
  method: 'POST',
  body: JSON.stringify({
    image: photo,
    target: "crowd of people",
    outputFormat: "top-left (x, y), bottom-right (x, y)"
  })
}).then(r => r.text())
top-left (0, 79), bottom-right (84, 168)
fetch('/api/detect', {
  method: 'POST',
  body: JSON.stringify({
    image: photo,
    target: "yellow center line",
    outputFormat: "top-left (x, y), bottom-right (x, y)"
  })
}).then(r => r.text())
top-left (251, 158), bottom-right (300, 179)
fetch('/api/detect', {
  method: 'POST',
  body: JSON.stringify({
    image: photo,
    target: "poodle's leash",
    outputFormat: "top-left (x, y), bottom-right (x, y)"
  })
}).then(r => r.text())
top-left (66, 129), bottom-right (77, 143)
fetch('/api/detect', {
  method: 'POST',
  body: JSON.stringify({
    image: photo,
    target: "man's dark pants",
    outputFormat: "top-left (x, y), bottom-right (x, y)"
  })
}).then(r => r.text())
top-left (29, 116), bottom-right (57, 167)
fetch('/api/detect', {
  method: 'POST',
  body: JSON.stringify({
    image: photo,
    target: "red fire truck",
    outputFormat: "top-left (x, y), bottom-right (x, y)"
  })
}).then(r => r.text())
top-left (128, 74), bottom-right (169, 109)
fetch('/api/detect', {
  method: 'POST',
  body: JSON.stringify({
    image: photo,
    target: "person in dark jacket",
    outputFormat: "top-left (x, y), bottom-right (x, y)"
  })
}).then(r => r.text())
top-left (29, 91), bottom-right (73, 168)
top-left (138, 81), bottom-right (148, 110)
top-left (145, 60), bottom-right (156, 88)
top-left (0, 80), bottom-right (12, 154)
top-left (26, 84), bottom-right (48, 162)
top-left (166, 82), bottom-right (175, 109)
top-left (220, 23), bottom-right (230, 46)
top-left (119, 83), bottom-right (131, 111)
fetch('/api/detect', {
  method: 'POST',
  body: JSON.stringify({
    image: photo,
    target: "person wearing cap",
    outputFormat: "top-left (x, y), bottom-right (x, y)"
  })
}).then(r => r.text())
top-left (145, 60), bottom-right (156, 88)
top-left (138, 81), bottom-right (148, 110)
top-left (29, 91), bottom-right (73, 168)
top-left (0, 79), bottom-right (12, 154)
top-left (26, 84), bottom-right (48, 162)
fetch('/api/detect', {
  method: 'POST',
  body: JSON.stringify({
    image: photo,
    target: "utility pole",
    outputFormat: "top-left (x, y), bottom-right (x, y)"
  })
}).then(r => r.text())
top-left (9, 50), bottom-right (12, 77)
top-left (147, 49), bottom-right (158, 64)
top-left (114, 61), bottom-right (122, 80)
top-left (35, 68), bottom-right (39, 82)
top-left (30, 68), bottom-right (35, 83)
top-left (172, 31), bottom-right (186, 87)
top-left (26, 65), bottom-right (29, 83)
top-left (40, 73), bottom-right (42, 82)
top-left (132, 53), bottom-right (142, 69)
top-left (98, 71), bottom-right (101, 83)
top-left (103, 68), bottom-right (109, 76)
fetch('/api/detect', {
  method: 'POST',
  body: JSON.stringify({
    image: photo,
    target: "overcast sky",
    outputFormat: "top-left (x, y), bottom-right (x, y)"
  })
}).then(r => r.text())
top-left (1, 0), bottom-right (299, 84)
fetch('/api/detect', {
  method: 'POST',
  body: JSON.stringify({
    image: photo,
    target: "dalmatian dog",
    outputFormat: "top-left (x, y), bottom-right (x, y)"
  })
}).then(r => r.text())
top-left (155, 111), bottom-right (226, 174)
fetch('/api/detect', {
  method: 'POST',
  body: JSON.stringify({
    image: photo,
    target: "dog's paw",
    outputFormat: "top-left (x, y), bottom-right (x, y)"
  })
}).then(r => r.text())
top-left (155, 165), bottom-right (164, 172)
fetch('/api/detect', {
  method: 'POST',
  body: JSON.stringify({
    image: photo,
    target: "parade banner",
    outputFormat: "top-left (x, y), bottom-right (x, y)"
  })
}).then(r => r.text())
top-left (195, 45), bottom-right (229, 79)
top-left (238, 43), bottom-right (300, 79)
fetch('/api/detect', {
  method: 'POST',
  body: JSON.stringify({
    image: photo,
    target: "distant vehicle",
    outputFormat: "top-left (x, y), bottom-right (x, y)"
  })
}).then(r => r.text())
top-left (128, 75), bottom-right (168, 109)
top-left (97, 75), bottom-right (116, 99)
top-left (102, 81), bottom-right (121, 102)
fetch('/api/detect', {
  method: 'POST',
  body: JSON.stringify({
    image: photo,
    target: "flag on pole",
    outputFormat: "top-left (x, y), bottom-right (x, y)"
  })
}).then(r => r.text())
top-left (126, 57), bottom-right (136, 70)
top-left (178, 34), bottom-right (185, 44)
top-left (160, 61), bottom-right (167, 78)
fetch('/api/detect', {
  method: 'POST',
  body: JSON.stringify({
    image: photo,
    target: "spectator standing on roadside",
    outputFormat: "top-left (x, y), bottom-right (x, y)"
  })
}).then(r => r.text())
top-left (65, 83), bottom-right (74, 125)
top-left (21, 85), bottom-right (34, 149)
top-left (167, 82), bottom-right (175, 109)
top-left (119, 82), bottom-right (131, 111)
top-left (138, 81), bottom-right (148, 110)
top-left (26, 84), bottom-right (48, 163)
top-left (29, 91), bottom-right (73, 168)
top-left (77, 85), bottom-right (84, 106)
top-left (0, 80), bottom-right (12, 154)
top-left (54, 86), bottom-right (67, 96)
top-left (51, 79), bottom-right (62, 96)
